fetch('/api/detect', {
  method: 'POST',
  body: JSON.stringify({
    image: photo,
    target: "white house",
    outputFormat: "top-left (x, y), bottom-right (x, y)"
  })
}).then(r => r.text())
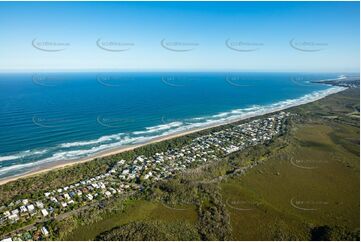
top-left (36, 201), bottom-right (44, 209)
top-left (8, 214), bottom-right (19, 221)
top-left (11, 209), bottom-right (19, 215)
top-left (86, 194), bottom-right (93, 201)
top-left (3, 211), bottom-right (10, 217)
top-left (27, 204), bottom-right (35, 213)
top-left (104, 191), bottom-right (112, 197)
top-left (41, 226), bottom-right (49, 237)
top-left (19, 206), bottom-right (27, 213)
top-left (64, 193), bottom-right (71, 200)
top-left (41, 209), bottom-right (48, 217)
top-left (122, 169), bottom-right (130, 175)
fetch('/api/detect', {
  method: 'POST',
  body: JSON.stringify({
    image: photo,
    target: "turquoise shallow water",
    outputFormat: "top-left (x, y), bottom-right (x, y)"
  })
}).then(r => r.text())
top-left (0, 72), bottom-right (345, 178)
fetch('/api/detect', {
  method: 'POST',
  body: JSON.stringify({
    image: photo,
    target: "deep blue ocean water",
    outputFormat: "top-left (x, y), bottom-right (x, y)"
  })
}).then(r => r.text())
top-left (0, 72), bottom-right (345, 178)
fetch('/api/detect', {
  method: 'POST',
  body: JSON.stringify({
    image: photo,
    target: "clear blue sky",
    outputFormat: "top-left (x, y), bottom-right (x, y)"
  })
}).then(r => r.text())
top-left (0, 1), bottom-right (359, 72)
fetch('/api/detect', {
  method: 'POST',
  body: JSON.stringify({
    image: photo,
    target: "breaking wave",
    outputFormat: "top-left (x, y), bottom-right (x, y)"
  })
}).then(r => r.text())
top-left (60, 133), bottom-right (124, 148)
top-left (132, 121), bottom-right (184, 135)
top-left (0, 149), bottom-right (48, 163)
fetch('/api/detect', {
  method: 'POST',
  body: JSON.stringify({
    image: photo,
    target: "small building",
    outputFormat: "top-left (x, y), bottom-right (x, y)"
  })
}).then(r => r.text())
top-left (99, 183), bottom-right (106, 189)
top-left (41, 226), bottom-right (49, 237)
top-left (11, 209), bottom-right (19, 215)
top-left (41, 209), bottom-right (48, 217)
top-left (8, 214), bottom-right (19, 221)
top-left (86, 194), bottom-right (93, 201)
top-left (104, 191), bottom-right (112, 197)
top-left (63, 193), bottom-right (71, 200)
top-left (122, 169), bottom-right (130, 175)
top-left (27, 204), bottom-right (35, 213)
top-left (35, 201), bottom-right (44, 209)
top-left (19, 206), bottom-right (27, 213)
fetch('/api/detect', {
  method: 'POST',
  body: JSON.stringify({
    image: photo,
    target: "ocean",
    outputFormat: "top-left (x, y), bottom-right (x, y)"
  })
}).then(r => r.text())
top-left (0, 72), bottom-right (347, 179)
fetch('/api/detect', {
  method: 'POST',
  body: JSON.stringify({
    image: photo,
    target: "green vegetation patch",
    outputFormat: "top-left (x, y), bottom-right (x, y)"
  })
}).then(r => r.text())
top-left (63, 199), bottom-right (198, 241)
top-left (95, 220), bottom-right (200, 241)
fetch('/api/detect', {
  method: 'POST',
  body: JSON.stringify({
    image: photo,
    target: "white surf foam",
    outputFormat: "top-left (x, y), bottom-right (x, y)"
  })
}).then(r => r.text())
top-left (132, 121), bottom-right (184, 135)
top-left (0, 149), bottom-right (48, 162)
top-left (60, 132), bottom-right (124, 148)
top-left (0, 161), bottom-right (42, 175)
top-left (0, 155), bottom-right (20, 162)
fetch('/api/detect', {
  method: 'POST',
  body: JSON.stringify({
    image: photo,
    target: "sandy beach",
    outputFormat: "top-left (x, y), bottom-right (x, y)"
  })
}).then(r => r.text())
top-left (0, 86), bottom-right (347, 186)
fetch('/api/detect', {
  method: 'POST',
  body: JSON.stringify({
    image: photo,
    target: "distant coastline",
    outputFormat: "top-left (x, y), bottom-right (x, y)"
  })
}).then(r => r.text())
top-left (0, 85), bottom-right (348, 186)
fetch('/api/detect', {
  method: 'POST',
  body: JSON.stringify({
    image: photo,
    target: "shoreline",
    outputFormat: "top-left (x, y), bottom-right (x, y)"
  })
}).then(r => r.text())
top-left (0, 86), bottom-right (348, 186)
